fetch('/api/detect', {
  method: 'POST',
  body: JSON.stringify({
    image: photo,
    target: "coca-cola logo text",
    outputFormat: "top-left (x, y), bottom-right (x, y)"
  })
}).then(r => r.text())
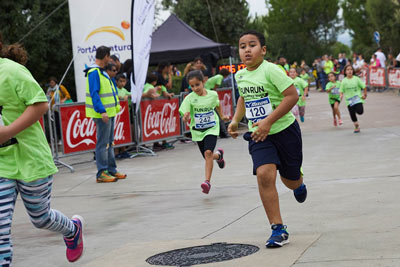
top-left (144, 102), bottom-right (177, 137)
top-left (66, 110), bottom-right (96, 148)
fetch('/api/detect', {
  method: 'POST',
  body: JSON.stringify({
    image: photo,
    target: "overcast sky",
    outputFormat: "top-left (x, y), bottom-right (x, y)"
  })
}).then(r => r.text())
top-left (156, 0), bottom-right (352, 46)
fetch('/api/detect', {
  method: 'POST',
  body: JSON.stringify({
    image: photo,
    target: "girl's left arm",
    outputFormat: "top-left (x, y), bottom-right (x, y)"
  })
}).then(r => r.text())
top-left (0, 102), bottom-right (48, 144)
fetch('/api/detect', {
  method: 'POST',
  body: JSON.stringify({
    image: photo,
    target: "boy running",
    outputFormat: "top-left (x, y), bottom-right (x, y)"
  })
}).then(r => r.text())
top-left (179, 70), bottom-right (229, 194)
top-left (228, 30), bottom-right (307, 248)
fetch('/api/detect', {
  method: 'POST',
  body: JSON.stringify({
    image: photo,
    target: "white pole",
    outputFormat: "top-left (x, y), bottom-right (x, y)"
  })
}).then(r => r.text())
top-left (229, 56), bottom-right (237, 107)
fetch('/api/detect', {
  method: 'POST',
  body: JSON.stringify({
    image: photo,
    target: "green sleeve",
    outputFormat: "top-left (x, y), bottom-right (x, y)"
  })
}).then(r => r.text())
top-left (15, 65), bottom-right (47, 105)
top-left (216, 74), bottom-right (223, 86)
top-left (302, 78), bottom-right (308, 89)
top-left (179, 94), bottom-right (191, 117)
top-left (161, 85), bottom-right (167, 93)
top-left (339, 80), bottom-right (344, 93)
top-left (214, 91), bottom-right (220, 107)
top-left (358, 77), bottom-right (366, 89)
top-left (269, 64), bottom-right (294, 93)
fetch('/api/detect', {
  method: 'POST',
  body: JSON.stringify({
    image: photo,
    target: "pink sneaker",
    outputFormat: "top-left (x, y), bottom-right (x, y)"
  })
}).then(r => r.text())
top-left (216, 148), bottom-right (225, 169)
top-left (64, 215), bottom-right (84, 262)
top-left (333, 119), bottom-right (337, 126)
top-left (338, 119), bottom-right (343, 125)
top-left (201, 181), bottom-right (211, 194)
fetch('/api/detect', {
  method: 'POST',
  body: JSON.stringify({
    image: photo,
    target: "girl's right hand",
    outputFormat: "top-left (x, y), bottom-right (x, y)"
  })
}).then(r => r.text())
top-left (228, 121), bottom-right (239, 139)
top-left (183, 112), bottom-right (190, 123)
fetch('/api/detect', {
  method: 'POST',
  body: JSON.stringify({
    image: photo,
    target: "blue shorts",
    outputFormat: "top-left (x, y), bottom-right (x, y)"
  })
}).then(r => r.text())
top-left (244, 121), bottom-right (303, 180)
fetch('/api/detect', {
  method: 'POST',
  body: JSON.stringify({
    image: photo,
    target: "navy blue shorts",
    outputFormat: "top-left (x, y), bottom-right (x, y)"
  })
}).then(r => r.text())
top-left (244, 121), bottom-right (303, 180)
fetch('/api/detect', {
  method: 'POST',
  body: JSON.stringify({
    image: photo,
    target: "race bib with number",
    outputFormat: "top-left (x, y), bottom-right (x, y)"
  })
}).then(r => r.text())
top-left (331, 87), bottom-right (340, 95)
top-left (245, 97), bottom-right (272, 123)
top-left (347, 95), bottom-right (361, 106)
top-left (194, 111), bottom-right (216, 129)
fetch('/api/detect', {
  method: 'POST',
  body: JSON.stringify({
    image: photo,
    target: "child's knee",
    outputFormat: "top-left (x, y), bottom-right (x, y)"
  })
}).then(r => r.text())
top-left (204, 150), bottom-right (213, 158)
top-left (256, 165), bottom-right (276, 188)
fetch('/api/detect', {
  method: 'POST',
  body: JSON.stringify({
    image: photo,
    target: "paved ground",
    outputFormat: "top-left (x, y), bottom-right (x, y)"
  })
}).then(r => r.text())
top-left (11, 89), bottom-right (400, 266)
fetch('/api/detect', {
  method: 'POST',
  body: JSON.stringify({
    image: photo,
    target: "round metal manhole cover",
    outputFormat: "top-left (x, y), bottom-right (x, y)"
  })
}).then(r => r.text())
top-left (146, 242), bottom-right (259, 266)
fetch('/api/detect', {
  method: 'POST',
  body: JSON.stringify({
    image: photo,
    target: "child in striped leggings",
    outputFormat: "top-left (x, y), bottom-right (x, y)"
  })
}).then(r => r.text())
top-left (0, 46), bottom-right (84, 265)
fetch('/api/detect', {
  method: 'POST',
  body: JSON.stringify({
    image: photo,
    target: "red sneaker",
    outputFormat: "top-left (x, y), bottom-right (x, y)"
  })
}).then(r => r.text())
top-left (64, 215), bottom-right (84, 262)
top-left (201, 181), bottom-right (211, 194)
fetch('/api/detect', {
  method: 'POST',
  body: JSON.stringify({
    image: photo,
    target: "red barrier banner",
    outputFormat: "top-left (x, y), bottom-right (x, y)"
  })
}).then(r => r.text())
top-left (140, 98), bottom-right (181, 143)
top-left (358, 68), bottom-right (368, 85)
top-left (369, 67), bottom-right (386, 87)
top-left (388, 68), bottom-right (400, 88)
top-left (217, 89), bottom-right (234, 120)
top-left (60, 101), bottom-right (132, 154)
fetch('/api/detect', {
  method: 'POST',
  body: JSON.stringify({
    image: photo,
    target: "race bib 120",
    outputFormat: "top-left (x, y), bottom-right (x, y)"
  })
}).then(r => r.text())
top-left (347, 95), bottom-right (361, 106)
top-left (245, 97), bottom-right (272, 123)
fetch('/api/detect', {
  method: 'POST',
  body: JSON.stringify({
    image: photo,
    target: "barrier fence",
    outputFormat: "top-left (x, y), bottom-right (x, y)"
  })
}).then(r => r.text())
top-left (355, 67), bottom-right (400, 90)
top-left (45, 87), bottom-right (236, 172)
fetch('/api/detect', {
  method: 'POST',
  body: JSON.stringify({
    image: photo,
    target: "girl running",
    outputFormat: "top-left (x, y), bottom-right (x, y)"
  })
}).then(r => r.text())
top-left (228, 30), bottom-right (307, 248)
top-left (0, 49), bottom-right (84, 264)
top-left (340, 65), bottom-right (367, 133)
top-left (326, 72), bottom-right (342, 126)
top-left (179, 70), bottom-right (229, 194)
top-left (289, 68), bottom-right (309, 123)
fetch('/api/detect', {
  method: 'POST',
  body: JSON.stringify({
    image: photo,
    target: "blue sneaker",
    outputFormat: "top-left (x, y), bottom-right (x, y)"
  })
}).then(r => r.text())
top-left (300, 116), bottom-right (305, 122)
top-left (266, 224), bottom-right (289, 248)
top-left (294, 183), bottom-right (307, 203)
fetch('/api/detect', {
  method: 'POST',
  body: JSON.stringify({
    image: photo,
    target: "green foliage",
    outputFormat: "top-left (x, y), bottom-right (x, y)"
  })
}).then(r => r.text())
top-left (342, 0), bottom-right (400, 58)
top-left (161, 0), bottom-right (250, 46)
top-left (331, 41), bottom-right (352, 58)
top-left (0, 0), bottom-right (76, 100)
top-left (264, 0), bottom-right (340, 63)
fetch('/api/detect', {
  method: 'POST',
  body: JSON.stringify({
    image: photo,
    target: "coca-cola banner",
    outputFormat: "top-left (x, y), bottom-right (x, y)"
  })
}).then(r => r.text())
top-left (388, 68), bottom-right (400, 88)
top-left (60, 101), bottom-right (132, 154)
top-left (369, 67), bottom-right (386, 87)
top-left (217, 88), bottom-right (234, 120)
top-left (140, 97), bottom-right (181, 143)
top-left (358, 68), bottom-right (368, 85)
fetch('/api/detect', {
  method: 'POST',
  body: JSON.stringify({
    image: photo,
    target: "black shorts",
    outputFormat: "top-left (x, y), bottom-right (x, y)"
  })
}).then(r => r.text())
top-left (197, 135), bottom-right (217, 158)
top-left (244, 121), bottom-right (303, 180)
top-left (330, 99), bottom-right (340, 108)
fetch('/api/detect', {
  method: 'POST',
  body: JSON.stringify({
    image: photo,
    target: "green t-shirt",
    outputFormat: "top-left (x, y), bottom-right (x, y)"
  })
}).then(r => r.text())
top-left (117, 87), bottom-right (132, 106)
top-left (143, 83), bottom-right (167, 96)
top-left (339, 76), bottom-right (365, 106)
top-left (0, 58), bottom-right (58, 182)
top-left (179, 90), bottom-right (220, 141)
top-left (293, 77), bottom-right (308, 107)
top-left (300, 73), bottom-right (309, 82)
top-left (324, 60), bottom-right (334, 74)
top-left (204, 74), bottom-right (223, 90)
top-left (326, 81), bottom-right (341, 104)
top-left (235, 60), bottom-right (295, 134)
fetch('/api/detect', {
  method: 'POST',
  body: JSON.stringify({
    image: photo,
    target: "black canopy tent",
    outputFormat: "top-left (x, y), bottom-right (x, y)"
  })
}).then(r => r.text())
top-left (149, 14), bottom-right (232, 65)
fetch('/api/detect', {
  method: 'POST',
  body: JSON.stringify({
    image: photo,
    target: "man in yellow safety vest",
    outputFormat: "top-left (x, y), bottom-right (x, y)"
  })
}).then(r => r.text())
top-left (85, 46), bottom-right (127, 183)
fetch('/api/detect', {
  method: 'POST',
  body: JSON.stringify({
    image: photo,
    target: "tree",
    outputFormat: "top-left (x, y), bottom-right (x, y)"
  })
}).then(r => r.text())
top-left (263, 0), bottom-right (340, 63)
top-left (0, 0), bottom-right (76, 99)
top-left (161, 0), bottom-right (250, 46)
top-left (342, 0), bottom-right (400, 59)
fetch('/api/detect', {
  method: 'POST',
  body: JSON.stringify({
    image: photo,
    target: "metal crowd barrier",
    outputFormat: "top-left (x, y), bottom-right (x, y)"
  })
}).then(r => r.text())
top-left (45, 86), bottom-right (236, 172)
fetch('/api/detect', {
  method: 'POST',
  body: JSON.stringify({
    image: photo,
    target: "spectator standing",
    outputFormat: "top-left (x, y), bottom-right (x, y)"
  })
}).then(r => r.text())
top-left (46, 76), bottom-right (72, 144)
top-left (204, 68), bottom-right (231, 90)
top-left (85, 46), bottom-right (126, 183)
top-left (375, 48), bottom-right (386, 68)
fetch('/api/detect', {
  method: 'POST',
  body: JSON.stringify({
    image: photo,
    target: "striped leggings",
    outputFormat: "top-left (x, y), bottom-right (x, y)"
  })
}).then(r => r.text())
top-left (0, 176), bottom-right (76, 266)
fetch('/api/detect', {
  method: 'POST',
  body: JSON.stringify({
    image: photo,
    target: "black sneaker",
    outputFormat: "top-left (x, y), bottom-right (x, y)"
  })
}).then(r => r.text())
top-left (266, 224), bottom-right (289, 248)
top-left (293, 183), bottom-right (307, 203)
top-left (216, 148), bottom-right (225, 169)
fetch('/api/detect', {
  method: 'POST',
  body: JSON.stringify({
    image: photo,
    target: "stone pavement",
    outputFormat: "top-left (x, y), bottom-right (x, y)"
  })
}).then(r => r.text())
top-left (11, 89), bottom-right (400, 266)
